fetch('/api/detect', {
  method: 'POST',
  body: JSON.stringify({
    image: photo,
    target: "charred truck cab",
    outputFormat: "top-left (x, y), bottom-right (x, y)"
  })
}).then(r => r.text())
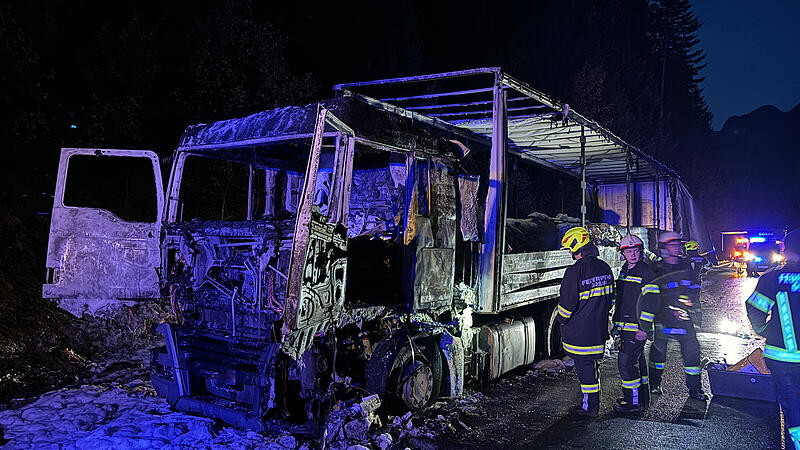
top-left (42, 69), bottom-right (711, 432)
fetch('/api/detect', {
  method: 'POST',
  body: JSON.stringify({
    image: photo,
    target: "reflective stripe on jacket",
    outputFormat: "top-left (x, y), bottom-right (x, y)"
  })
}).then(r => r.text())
top-left (639, 258), bottom-right (701, 333)
top-left (615, 260), bottom-right (656, 333)
top-left (746, 263), bottom-right (800, 363)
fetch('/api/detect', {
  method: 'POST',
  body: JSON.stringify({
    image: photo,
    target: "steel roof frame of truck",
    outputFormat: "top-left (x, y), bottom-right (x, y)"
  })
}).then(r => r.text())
top-left (175, 67), bottom-right (699, 253)
top-left (181, 67), bottom-right (679, 192)
top-left (333, 67), bottom-right (680, 187)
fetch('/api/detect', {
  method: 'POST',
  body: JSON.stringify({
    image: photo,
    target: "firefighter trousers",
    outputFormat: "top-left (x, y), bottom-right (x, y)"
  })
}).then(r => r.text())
top-left (573, 356), bottom-right (601, 412)
top-left (765, 359), bottom-right (800, 450)
top-left (618, 331), bottom-right (649, 407)
top-left (648, 325), bottom-right (702, 393)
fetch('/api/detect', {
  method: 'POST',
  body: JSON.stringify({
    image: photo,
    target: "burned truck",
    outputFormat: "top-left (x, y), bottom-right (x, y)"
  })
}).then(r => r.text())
top-left (42, 68), bottom-right (713, 431)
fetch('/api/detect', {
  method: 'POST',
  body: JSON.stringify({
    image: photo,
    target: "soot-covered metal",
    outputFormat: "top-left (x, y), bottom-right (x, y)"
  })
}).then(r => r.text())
top-left (41, 71), bottom-right (699, 438)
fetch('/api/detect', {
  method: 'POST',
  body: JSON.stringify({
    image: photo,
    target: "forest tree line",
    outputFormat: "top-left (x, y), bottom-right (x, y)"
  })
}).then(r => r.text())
top-left (1, 0), bottom-right (726, 233)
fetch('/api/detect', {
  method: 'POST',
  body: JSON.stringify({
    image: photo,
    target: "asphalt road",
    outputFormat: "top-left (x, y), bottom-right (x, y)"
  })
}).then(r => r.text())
top-left (429, 266), bottom-right (785, 450)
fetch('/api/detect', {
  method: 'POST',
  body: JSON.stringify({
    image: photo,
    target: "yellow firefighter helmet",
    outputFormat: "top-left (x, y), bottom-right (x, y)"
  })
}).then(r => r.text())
top-left (561, 227), bottom-right (591, 253)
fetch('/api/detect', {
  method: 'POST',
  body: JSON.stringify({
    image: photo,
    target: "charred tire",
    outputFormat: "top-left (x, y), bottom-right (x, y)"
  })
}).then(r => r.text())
top-left (366, 330), bottom-right (442, 412)
top-left (542, 305), bottom-right (564, 359)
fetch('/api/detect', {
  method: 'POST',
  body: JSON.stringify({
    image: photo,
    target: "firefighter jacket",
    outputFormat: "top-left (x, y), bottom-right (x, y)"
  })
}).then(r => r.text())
top-left (557, 244), bottom-right (615, 359)
top-left (638, 258), bottom-right (701, 335)
top-left (746, 262), bottom-right (800, 364)
top-left (687, 250), bottom-right (706, 281)
top-left (614, 261), bottom-right (657, 333)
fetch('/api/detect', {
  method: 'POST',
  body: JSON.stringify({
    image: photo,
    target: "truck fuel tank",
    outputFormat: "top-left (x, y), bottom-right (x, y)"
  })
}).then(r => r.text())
top-left (479, 317), bottom-right (536, 382)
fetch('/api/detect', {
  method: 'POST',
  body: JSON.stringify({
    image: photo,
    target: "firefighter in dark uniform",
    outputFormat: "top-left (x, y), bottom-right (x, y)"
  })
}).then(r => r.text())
top-left (557, 226), bottom-right (615, 417)
top-left (685, 240), bottom-right (709, 282)
top-left (639, 231), bottom-right (708, 401)
top-left (613, 233), bottom-right (658, 413)
top-left (746, 229), bottom-right (800, 450)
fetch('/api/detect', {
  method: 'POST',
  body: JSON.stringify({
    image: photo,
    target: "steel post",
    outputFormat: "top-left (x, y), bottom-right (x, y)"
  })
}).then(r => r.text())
top-left (478, 75), bottom-right (507, 313)
top-left (626, 149), bottom-right (631, 232)
top-left (580, 126), bottom-right (586, 226)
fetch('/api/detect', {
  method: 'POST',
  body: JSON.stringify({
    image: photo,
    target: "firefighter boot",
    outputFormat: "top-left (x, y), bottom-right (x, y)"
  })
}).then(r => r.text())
top-left (574, 386), bottom-right (600, 417)
top-left (571, 405), bottom-right (599, 418)
top-left (614, 401), bottom-right (644, 414)
top-left (615, 377), bottom-right (644, 413)
top-left (648, 364), bottom-right (664, 395)
top-left (648, 333), bottom-right (667, 396)
top-left (574, 358), bottom-right (601, 417)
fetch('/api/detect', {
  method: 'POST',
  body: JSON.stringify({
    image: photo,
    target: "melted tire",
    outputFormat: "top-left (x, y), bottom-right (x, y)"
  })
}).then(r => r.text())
top-left (365, 330), bottom-right (442, 412)
top-left (543, 305), bottom-right (565, 359)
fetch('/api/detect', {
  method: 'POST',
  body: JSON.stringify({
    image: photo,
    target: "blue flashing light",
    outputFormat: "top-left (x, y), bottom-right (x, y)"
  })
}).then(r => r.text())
top-left (750, 237), bottom-right (766, 243)
top-left (70, 124), bottom-right (77, 129)
top-left (754, 256), bottom-right (763, 262)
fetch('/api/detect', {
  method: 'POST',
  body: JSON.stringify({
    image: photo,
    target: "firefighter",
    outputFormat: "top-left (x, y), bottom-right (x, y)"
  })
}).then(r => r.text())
top-left (746, 229), bottom-right (800, 450)
top-left (613, 233), bottom-right (658, 413)
top-left (557, 226), bottom-right (615, 417)
top-left (639, 231), bottom-right (708, 401)
top-left (685, 240), bottom-right (709, 282)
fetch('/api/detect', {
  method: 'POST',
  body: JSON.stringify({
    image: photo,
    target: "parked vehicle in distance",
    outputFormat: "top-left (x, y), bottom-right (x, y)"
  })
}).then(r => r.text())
top-left (744, 236), bottom-right (785, 277)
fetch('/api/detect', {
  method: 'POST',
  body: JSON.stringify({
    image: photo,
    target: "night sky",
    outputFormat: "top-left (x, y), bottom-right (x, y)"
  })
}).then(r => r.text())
top-left (2, 1), bottom-right (798, 236)
top-left (693, 0), bottom-right (800, 129)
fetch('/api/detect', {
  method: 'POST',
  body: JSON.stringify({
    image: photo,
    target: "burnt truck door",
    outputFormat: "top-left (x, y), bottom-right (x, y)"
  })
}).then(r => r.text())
top-left (281, 106), bottom-right (355, 357)
top-left (42, 148), bottom-right (164, 315)
top-left (404, 157), bottom-right (457, 311)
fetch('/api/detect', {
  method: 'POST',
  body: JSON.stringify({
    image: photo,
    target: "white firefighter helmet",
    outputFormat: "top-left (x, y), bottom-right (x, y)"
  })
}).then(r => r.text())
top-left (620, 233), bottom-right (644, 250)
top-left (658, 231), bottom-right (682, 247)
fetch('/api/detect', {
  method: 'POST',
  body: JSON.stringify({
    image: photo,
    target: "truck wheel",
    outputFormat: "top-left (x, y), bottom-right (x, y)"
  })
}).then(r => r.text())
top-left (366, 330), bottom-right (442, 411)
top-left (542, 306), bottom-right (564, 359)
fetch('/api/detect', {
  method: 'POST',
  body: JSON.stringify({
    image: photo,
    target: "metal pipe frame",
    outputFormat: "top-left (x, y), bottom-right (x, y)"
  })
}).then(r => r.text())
top-left (335, 68), bottom-right (680, 184)
top-left (478, 75), bottom-right (508, 314)
top-left (428, 104), bottom-right (549, 118)
top-left (655, 169), bottom-right (661, 230)
top-left (580, 125), bottom-right (587, 226)
top-left (333, 67), bottom-right (501, 91)
top-left (403, 96), bottom-right (534, 111)
top-left (498, 71), bottom-right (680, 181)
top-left (335, 68), bottom-right (680, 188)
top-left (626, 149), bottom-right (631, 232)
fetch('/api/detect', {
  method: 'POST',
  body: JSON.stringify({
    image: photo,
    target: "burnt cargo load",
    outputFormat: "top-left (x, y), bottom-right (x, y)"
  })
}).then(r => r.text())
top-left (41, 68), bottom-right (714, 432)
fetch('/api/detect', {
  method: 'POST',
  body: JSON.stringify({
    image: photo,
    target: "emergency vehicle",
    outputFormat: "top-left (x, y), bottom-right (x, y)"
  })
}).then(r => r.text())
top-left (724, 230), bottom-right (786, 276)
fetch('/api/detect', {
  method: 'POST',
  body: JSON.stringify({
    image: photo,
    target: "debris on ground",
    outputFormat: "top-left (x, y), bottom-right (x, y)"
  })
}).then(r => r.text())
top-left (0, 380), bottom-right (280, 449)
top-left (532, 358), bottom-right (566, 373)
top-left (325, 394), bottom-right (383, 449)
